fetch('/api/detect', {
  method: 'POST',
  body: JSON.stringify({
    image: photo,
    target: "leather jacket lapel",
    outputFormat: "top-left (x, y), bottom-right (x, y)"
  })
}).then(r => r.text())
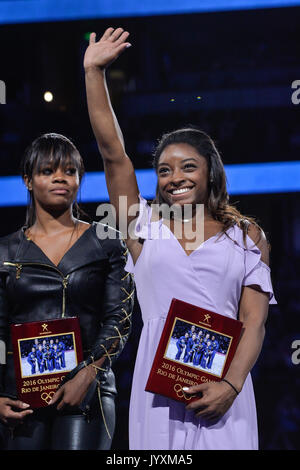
top-left (2, 224), bottom-right (108, 276)
top-left (58, 224), bottom-right (108, 274)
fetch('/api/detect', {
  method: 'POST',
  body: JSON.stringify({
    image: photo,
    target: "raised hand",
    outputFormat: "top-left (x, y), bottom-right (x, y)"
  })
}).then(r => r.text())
top-left (84, 24), bottom-right (141, 256)
top-left (84, 27), bottom-right (131, 71)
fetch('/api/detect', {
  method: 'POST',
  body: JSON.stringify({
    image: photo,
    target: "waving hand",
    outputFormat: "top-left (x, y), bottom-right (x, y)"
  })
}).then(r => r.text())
top-left (84, 27), bottom-right (131, 71)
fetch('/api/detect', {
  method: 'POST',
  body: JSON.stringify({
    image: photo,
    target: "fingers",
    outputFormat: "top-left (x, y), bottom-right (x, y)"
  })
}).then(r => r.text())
top-left (89, 32), bottom-right (96, 45)
top-left (0, 405), bottom-right (33, 426)
top-left (114, 30), bottom-right (130, 46)
top-left (48, 386), bottom-right (70, 410)
top-left (184, 384), bottom-right (209, 412)
top-left (48, 387), bottom-right (64, 406)
top-left (109, 27), bottom-right (126, 42)
top-left (185, 396), bottom-right (217, 420)
top-left (55, 392), bottom-right (74, 411)
top-left (195, 410), bottom-right (219, 421)
top-left (115, 42), bottom-right (132, 57)
top-left (7, 408), bottom-right (33, 420)
top-left (184, 382), bottom-right (231, 422)
top-left (100, 27), bottom-right (130, 44)
top-left (5, 399), bottom-right (31, 410)
top-left (56, 399), bottom-right (65, 411)
top-left (101, 27), bottom-right (115, 40)
top-left (183, 383), bottom-right (207, 395)
top-left (185, 396), bottom-right (206, 412)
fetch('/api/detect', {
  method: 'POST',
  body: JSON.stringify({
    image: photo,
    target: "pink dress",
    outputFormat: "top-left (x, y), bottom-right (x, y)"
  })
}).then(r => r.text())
top-left (125, 196), bottom-right (276, 450)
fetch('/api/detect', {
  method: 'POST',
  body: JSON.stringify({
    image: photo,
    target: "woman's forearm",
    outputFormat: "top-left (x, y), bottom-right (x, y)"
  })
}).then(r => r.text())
top-left (224, 319), bottom-right (266, 392)
top-left (85, 66), bottom-right (126, 162)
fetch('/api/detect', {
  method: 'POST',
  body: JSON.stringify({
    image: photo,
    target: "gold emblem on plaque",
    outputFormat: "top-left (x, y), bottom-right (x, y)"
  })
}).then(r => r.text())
top-left (41, 391), bottom-right (55, 404)
top-left (173, 383), bottom-right (196, 400)
top-left (199, 313), bottom-right (212, 327)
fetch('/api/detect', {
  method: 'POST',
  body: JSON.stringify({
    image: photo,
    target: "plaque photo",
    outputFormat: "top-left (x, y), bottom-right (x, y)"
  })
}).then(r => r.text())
top-left (11, 317), bottom-right (83, 408)
top-left (164, 317), bottom-right (233, 379)
top-left (18, 333), bottom-right (78, 378)
top-left (146, 298), bottom-right (243, 404)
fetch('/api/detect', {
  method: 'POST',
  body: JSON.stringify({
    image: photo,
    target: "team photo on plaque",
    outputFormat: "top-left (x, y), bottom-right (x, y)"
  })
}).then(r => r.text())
top-left (164, 318), bottom-right (233, 378)
top-left (19, 334), bottom-right (78, 377)
top-left (145, 299), bottom-right (243, 404)
top-left (10, 318), bottom-right (83, 408)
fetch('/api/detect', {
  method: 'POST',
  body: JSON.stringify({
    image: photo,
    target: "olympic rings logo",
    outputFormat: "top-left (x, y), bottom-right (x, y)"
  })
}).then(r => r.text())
top-left (41, 391), bottom-right (55, 404)
top-left (173, 383), bottom-right (196, 400)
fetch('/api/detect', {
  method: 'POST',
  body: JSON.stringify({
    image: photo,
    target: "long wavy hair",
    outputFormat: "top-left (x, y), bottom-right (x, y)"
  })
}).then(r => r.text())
top-left (152, 127), bottom-right (262, 244)
top-left (20, 133), bottom-right (88, 227)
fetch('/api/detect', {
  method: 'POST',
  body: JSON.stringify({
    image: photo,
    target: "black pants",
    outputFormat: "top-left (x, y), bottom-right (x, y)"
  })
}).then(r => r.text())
top-left (1, 394), bottom-right (115, 450)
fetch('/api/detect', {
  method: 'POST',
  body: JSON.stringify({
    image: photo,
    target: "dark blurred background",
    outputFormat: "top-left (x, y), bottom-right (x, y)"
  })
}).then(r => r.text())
top-left (0, 2), bottom-right (300, 450)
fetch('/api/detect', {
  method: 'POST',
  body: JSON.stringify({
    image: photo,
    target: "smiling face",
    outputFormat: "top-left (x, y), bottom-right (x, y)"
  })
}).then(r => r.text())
top-left (156, 143), bottom-right (209, 208)
top-left (25, 157), bottom-right (80, 213)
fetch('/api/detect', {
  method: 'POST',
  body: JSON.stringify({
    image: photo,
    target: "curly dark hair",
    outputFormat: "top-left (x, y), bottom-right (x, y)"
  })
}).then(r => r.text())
top-left (152, 127), bottom-right (262, 245)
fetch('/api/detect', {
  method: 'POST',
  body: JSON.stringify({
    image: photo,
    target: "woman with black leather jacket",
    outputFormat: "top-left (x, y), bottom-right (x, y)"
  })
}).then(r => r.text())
top-left (0, 133), bottom-right (134, 450)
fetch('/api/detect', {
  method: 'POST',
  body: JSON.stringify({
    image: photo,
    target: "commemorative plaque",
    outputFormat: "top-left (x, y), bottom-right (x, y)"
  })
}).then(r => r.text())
top-left (11, 317), bottom-right (83, 408)
top-left (145, 298), bottom-right (243, 404)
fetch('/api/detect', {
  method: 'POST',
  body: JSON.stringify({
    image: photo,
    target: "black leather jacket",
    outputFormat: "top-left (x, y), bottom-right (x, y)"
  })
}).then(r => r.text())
top-left (0, 222), bottom-right (134, 409)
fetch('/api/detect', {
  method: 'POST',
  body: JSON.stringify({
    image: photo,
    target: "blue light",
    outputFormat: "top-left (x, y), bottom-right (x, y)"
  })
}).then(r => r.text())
top-left (0, 0), bottom-right (299, 24)
top-left (0, 161), bottom-right (299, 207)
top-left (225, 161), bottom-right (300, 195)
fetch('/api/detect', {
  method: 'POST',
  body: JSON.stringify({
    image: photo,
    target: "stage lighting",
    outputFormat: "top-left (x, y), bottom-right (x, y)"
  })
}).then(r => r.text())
top-left (44, 91), bottom-right (53, 102)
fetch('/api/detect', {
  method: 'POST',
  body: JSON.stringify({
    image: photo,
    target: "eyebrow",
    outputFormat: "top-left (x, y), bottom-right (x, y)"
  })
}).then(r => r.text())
top-left (157, 158), bottom-right (198, 167)
top-left (37, 161), bottom-right (77, 170)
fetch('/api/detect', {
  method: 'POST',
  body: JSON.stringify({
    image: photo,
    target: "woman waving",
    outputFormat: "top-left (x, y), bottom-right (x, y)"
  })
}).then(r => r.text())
top-left (84, 28), bottom-right (276, 450)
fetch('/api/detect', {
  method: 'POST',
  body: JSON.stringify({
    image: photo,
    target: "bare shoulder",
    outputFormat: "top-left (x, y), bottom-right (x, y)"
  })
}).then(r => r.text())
top-left (246, 223), bottom-right (270, 266)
